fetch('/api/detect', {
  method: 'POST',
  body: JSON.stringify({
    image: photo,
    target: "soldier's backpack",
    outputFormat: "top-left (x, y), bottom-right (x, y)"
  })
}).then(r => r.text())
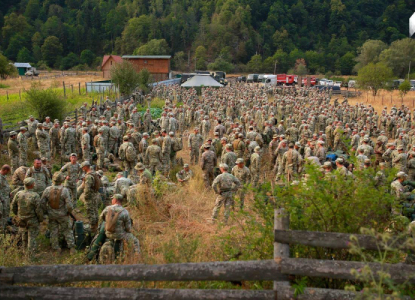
top-left (93, 135), bottom-right (99, 148)
top-left (49, 186), bottom-right (63, 209)
top-left (125, 145), bottom-right (136, 162)
top-left (105, 208), bottom-right (123, 233)
top-left (88, 173), bottom-right (101, 192)
top-left (172, 137), bottom-right (183, 152)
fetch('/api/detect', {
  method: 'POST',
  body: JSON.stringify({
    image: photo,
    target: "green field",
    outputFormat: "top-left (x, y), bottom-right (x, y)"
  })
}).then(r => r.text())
top-left (0, 88), bottom-right (116, 128)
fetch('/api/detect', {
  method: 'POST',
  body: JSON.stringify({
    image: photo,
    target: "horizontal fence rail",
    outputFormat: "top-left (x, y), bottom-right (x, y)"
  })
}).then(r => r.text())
top-left (274, 229), bottom-right (412, 251)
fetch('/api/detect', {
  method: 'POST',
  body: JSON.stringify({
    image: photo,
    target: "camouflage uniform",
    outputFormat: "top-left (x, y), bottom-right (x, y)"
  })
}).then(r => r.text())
top-left (221, 151), bottom-right (237, 170)
top-left (176, 168), bottom-right (194, 183)
top-left (62, 126), bottom-right (76, 155)
top-left (36, 125), bottom-right (50, 160)
top-left (41, 174), bottom-right (75, 250)
top-left (231, 164), bottom-right (251, 209)
top-left (81, 131), bottom-right (91, 162)
top-left (392, 152), bottom-right (407, 172)
top-left (188, 132), bottom-right (204, 165)
top-left (8, 136), bottom-right (19, 172)
top-left (17, 131), bottom-right (28, 166)
top-left (211, 172), bottom-right (241, 222)
top-left (0, 173), bottom-right (11, 228)
top-left (95, 133), bottom-right (106, 169)
top-left (61, 162), bottom-right (81, 203)
top-left (145, 144), bottom-right (162, 175)
top-left (109, 124), bottom-right (120, 155)
top-left (281, 148), bottom-right (301, 181)
top-left (99, 203), bottom-right (140, 253)
top-left (250, 150), bottom-right (261, 188)
top-left (201, 149), bottom-right (217, 188)
top-left (118, 140), bottom-right (137, 173)
top-left (161, 135), bottom-right (172, 175)
top-left (82, 171), bottom-right (101, 232)
top-left (26, 166), bottom-right (51, 197)
top-left (11, 179), bottom-right (43, 255)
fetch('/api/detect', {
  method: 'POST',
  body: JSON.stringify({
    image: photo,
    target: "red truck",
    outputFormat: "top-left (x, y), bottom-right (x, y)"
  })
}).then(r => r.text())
top-left (276, 74), bottom-right (298, 85)
top-left (301, 77), bottom-right (317, 86)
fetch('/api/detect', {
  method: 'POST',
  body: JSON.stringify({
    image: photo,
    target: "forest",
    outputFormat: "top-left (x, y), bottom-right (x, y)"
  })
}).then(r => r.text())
top-left (0, 0), bottom-right (413, 74)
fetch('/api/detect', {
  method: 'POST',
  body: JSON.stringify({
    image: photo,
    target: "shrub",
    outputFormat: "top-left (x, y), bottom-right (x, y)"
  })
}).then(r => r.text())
top-left (25, 83), bottom-right (68, 121)
top-left (111, 60), bottom-right (140, 95)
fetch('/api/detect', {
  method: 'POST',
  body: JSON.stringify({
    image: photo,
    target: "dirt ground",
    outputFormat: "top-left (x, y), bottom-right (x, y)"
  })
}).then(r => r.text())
top-left (0, 73), bottom-right (102, 96)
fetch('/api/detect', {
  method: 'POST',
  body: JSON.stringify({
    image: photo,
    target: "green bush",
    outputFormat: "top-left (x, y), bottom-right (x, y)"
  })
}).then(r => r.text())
top-left (25, 83), bottom-right (68, 121)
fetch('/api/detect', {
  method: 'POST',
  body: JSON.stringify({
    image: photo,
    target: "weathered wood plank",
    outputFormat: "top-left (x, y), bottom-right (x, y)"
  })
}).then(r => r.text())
top-left (278, 258), bottom-right (415, 284)
top-left (0, 287), bottom-right (274, 300)
top-left (0, 260), bottom-right (285, 284)
top-left (274, 209), bottom-right (290, 288)
top-left (274, 230), bottom-right (411, 251)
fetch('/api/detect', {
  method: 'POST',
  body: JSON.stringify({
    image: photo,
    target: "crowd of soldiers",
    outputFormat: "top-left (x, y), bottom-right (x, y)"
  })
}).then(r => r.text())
top-left (2, 81), bottom-right (415, 257)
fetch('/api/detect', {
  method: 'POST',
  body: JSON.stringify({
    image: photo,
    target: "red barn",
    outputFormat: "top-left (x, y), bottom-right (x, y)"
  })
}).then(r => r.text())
top-left (101, 55), bottom-right (123, 79)
top-left (122, 55), bottom-right (171, 82)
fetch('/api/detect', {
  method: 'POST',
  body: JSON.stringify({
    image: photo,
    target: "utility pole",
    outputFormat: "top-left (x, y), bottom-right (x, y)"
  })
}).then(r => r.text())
top-left (274, 60), bottom-right (278, 75)
top-left (408, 61), bottom-right (411, 81)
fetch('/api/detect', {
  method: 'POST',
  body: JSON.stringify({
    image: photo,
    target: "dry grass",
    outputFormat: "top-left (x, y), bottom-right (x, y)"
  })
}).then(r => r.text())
top-left (344, 89), bottom-right (415, 113)
top-left (0, 73), bottom-right (102, 96)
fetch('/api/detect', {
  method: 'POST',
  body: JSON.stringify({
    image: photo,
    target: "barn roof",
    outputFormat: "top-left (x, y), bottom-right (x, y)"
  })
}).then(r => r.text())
top-left (101, 55), bottom-right (123, 67)
top-left (181, 75), bottom-right (223, 87)
top-left (122, 55), bottom-right (171, 59)
top-left (14, 62), bottom-right (32, 68)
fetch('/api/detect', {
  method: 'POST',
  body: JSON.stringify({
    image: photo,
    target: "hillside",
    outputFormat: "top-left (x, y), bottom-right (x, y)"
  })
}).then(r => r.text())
top-left (0, 0), bottom-right (412, 74)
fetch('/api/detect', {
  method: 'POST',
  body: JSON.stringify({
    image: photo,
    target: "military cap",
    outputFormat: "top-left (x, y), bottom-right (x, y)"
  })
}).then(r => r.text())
top-left (194, 127), bottom-right (199, 131)
top-left (335, 158), bottom-right (344, 164)
top-left (52, 172), bottom-right (65, 184)
top-left (96, 170), bottom-right (104, 176)
top-left (113, 194), bottom-right (123, 201)
top-left (249, 126), bottom-right (254, 129)
top-left (207, 137), bottom-right (212, 141)
top-left (254, 146), bottom-right (261, 152)
top-left (397, 145), bottom-right (404, 150)
top-left (169, 131), bottom-right (174, 136)
top-left (69, 153), bottom-right (77, 157)
top-left (94, 120), bottom-right (99, 124)
top-left (295, 142), bottom-right (301, 146)
top-left (135, 162), bottom-right (145, 170)
top-left (225, 143), bottom-right (232, 150)
top-left (98, 128), bottom-right (104, 133)
top-left (183, 164), bottom-right (189, 168)
top-left (323, 161), bottom-right (332, 168)
top-left (24, 177), bottom-right (35, 186)
top-left (317, 141), bottom-right (325, 145)
top-left (379, 162), bottom-right (386, 167)
top-left (29, 115), bottom-right (34, 118)
top-left (214, 132), bottom-right (219, 136)
top-left (9, 131), bottom-right (17, 136)
top-left (396, 172), bottom-right (407, 178)
top-left (37, 123), bottom-right (43, 128)
top-left (281, 139), bottom-right (288, 144)
top-left (238, 133), bottom-right (244, 138)
top-left (41, 157), bottom-right (47, 161)
top-left (154, 131), bottom-right (160, 135)
top-left (80, 161), bottom-right (91, 168)
top-left (204, 144), bottom-right (211, 149)
top-left (219, 163), bottom-right (229, 170)
top-left (20, 127), bottom-right (27, 131)
top-left (280, 134), bottom-right (286, 138)
top-left (363, 137), bottom-right (369, 142)
top-left (236, 158), bottom-right (244, 164)
top-left (364, 159), bottom-right (371, 164)
top-left (273, 134), bottom-right (278, 139)
top-left (143, 132), bottom-right (149, 136)
top-left (123, 136), bottom-right (129, 141)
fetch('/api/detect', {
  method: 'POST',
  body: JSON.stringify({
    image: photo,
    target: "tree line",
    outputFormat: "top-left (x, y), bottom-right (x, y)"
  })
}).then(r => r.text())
top-left (0, 0), bottom-right (413, 74)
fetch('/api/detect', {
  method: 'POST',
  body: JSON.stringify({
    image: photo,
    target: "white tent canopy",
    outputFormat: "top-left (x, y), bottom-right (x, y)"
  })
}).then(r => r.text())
top-left (181, 74), bottom-right (223, 87)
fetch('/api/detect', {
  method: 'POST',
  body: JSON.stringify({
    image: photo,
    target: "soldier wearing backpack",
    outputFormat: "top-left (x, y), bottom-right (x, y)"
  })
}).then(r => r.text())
top-left (98, 194), bottom-right (140, 256)
top-left (118, 136), bottom-right (137, 174)
top-left (80, 161), bottom-right (101, 234)
top-left (170, 132), bottom-right (182, 167)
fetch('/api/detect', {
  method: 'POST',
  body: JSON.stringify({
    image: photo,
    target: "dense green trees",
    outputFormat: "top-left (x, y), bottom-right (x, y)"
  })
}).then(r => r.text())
top-left (357, 62), bottom-right (394, 96)
top-left (0, 0), bottom-right (412, 72)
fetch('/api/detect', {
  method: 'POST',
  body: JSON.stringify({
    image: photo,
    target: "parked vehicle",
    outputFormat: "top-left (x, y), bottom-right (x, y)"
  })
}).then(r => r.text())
top-left (348, 80), bottom-right (356, 88)
top-left (237, 76), bottom-right (246, 82)
top-left (258, 74), bottom-right (265, 83)
top-left (334, 81), bottom-right (342, 87)
top-left (410, 80), bottom-right (415, 91)
top-left (313, 85), bottom-right (341, 94)
top-left (276, 74), bottom-right (297, 85)
top-left (262, 75), bottom-right (277, 87)
top-left (25, 67), bottom-right (39, 76)
top-left (301, 77), bottom-right (317, 86)
top-left (247, 74), bottom-right (259, 83)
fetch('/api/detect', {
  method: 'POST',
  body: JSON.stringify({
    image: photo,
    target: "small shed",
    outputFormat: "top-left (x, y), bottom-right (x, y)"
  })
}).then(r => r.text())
top-left (122, 55), bottom-right (171, 82)
top-left (101, 55), bottom-right (123, 79)
top-left (14, 63), bottom-right (32, 76)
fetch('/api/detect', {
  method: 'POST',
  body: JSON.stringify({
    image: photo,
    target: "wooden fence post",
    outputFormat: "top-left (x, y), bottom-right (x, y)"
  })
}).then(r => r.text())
top-left (63, 81), bottom-right (66, 98)
top-left (274, 208), bottom-right (290, 295)
top-left (6, 90), bottom-right (9, 100)
top-left (71, 84), bottom-right (74, 94)
top-left (78, 82), bottom-right (81, 95)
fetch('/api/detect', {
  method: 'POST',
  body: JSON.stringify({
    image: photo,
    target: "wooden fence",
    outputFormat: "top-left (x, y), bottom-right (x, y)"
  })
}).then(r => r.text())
top-left (0, 209), bottom-right (414, 300)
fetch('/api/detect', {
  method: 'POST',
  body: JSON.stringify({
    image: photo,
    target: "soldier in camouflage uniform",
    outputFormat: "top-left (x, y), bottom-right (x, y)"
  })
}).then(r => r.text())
top-left (60, 153), bottom-right (81, 204)
top-left (201, 144), bottom-right (217, 188)
top-left (392, 145), bottom-right (407, 172)
top-left (95, 128), bottom-right (106, 170)
top-left (143, 109), bottom-right (152, 132)
top-left (99, 194), bottom-right (140, 254)
top-left (11, 177), bottom-right (43, 256)
top-left (188, 128), bottom-right (204, 165)
top-left (0, 165), bottom-right (11, 229)
top-left (8, 131), bottom-right (19, 172)
top-left (62, 122), bottom-right (76, 156)
top-left (11, 166), bottom-right (28, 197)
top-left (233, 134), bottom-right (246, 159)
top-left (26, 158), bottom-right (51, 197)
top-left (221, 144), bottom-right (237, 170)
top-left (17, 127), bottom-right (28, 167)
top-left (161, 130), bottom-right (172, 176)
top-left (118, 136), bottom-right (137, 174)
top-left (231, 158), bottom-right (251, 209)
top-left (128, 163), bottom-right (153, 204)
top-left (138, 133), bottom-right (149, 163)
top-left (36, 123), bottom-right (50, 160)
top-left (80, 161), bottom-right (101, 234)
top-left (41, 172), bottom-right (76, 254)
top-left (280, 143), bottom-right (301, 181)
top-left (26, 115), bottom-right (38, 147)
top-left (81, 127), bottom-right (91, 162)
top-left (176, 164), bottom-right (194, 184)
top-left (50, 122), bottom-right (61, 158)
top-left (250, 146), bottom-right (262, 188)
top-left (145, 139), bottom-right (162, 176)
top-left (109, 121), bottom-right (120, 156)
top-left (211, 164), bottom-right (241, 223)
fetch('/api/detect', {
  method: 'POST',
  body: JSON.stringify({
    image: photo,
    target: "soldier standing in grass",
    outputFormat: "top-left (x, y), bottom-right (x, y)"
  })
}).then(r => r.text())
top-left (201, 144), bottom-right (217, 189)
top-left (211, 164), bottom-right (241, 223)
top-left (0, 165), bottom-right (11, 230)
top-left (41, 172), bottom-right (76, 254)
top-left (17, 127), bottom-right (28, 167)
top-left (8, 131), bottom-right (19, 173)
top-left (60, 153), bottom-right (81, 204)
